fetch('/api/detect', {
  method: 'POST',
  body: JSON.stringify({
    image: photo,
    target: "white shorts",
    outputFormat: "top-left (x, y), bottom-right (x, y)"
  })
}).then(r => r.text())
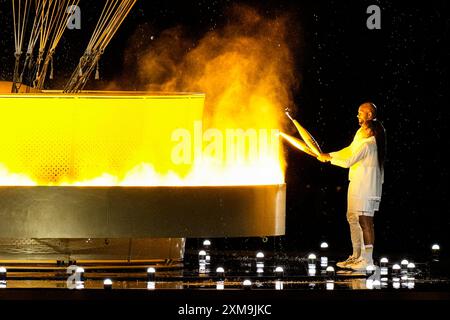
top-left (347, 182), bottom-right (381, 214)
top-left (358, 210), bottom-right (375, 217)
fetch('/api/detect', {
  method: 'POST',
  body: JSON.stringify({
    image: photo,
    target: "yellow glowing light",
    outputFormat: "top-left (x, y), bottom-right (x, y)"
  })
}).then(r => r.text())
top-left (0, 92), bottom-right (203, 185)
top-left (0, 92), bottom-right (284, 186)
top-left (280, 132), bottom-right (317, 158)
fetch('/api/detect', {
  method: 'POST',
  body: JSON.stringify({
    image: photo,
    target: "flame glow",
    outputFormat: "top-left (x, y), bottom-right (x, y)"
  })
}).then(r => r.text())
top-left (130, 5), bottom-right (297, 133)
top-left (0, 6), bottom-right (298, 187)
top-left (0, 92), bottom-right (283, 186)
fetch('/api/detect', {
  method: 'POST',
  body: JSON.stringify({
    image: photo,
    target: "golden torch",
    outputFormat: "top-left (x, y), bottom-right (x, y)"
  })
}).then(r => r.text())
top-left (282, 109), bottom-right (322, 157)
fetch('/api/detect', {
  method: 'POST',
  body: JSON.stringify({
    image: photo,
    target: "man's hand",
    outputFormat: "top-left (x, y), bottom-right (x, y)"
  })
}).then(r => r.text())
top-left (317, 153), bottom-right (331, 163)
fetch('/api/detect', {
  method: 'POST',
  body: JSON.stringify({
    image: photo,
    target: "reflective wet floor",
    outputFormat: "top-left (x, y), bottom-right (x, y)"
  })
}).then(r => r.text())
top-left (1, 254), bottom-right (449, 318)
top-left (3, 278), bottom-right (450, 291)
top-left (1, 252), bottom-right (449, 291)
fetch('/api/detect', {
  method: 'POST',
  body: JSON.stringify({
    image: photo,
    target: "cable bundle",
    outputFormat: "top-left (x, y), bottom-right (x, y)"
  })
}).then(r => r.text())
top-left (11, 0), bottom-right (79, 92)
top-left (64, 0), bottom-right (137, 93)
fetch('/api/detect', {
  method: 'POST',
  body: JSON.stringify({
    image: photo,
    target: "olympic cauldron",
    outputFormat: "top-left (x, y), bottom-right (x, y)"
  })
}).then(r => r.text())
top-left (0, 90), bottom-right (285, 262)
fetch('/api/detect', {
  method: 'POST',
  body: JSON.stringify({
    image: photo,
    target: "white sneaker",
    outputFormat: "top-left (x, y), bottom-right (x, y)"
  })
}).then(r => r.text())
top-left (349, 258), bottom-right (374, 272)
top-left (336, 256), bottom-right (357, 268)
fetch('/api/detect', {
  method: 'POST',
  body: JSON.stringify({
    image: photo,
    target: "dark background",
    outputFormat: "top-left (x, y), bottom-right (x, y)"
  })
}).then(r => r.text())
top-left (0, 0), bottom-right (448, 259)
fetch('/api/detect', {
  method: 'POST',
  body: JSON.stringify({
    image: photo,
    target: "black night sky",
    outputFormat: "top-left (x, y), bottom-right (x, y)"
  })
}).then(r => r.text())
top-left (0, 0), bottom-right (449, 258)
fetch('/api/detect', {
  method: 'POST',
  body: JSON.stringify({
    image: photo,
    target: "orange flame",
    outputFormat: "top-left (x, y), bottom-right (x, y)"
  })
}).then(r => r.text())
top-left (126, 5), bottom-right (299, 183)
top-left (0, 6), bottom-right (299, 186)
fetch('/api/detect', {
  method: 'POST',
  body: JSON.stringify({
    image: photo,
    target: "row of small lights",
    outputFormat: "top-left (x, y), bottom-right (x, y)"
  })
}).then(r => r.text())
top-left (215, 242), bottom-right (440, 290)
top-left (0, 243), bottom-right (441, 290)
top-left (198, 241), bottom-right (442, 290)
top-left (306, 244), bottom-right (442, 290)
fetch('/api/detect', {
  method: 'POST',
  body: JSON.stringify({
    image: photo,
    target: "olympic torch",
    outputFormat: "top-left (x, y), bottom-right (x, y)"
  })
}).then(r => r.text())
top-left (280, 132), bottom-right (317, 158)
top-left (285, 110), bottom-right (322, 157)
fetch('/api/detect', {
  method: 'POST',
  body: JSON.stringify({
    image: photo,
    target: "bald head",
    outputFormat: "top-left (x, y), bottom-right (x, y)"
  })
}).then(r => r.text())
top-left (357, 102), bottom-right (377, 126)
top-left (360, 102), bottom-right (377, 117)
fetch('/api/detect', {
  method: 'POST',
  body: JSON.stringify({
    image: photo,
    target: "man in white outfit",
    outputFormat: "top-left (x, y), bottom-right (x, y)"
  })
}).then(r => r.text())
top-left (318, 102), bottom-right (385, 271)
